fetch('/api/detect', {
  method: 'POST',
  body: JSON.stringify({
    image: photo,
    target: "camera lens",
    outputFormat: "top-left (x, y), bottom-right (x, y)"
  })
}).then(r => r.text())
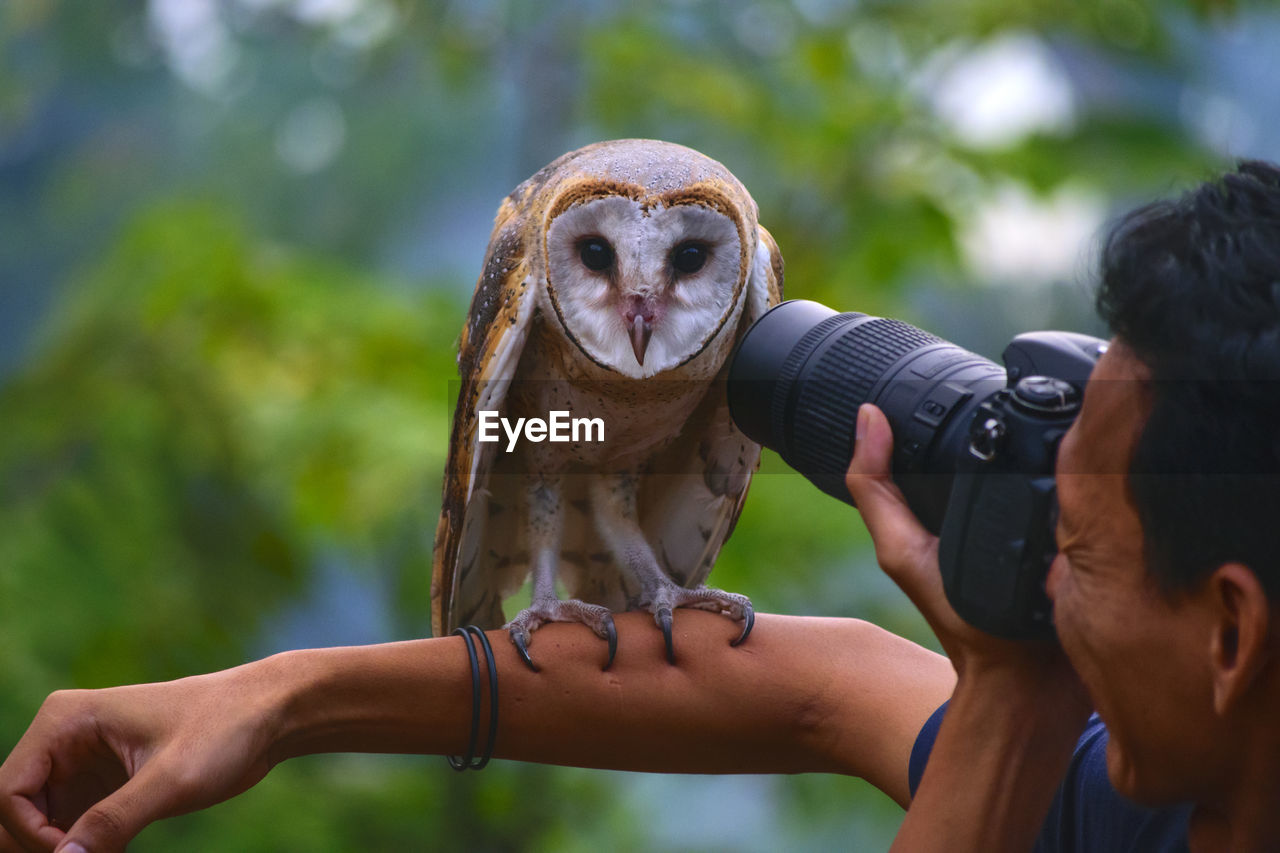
top-left (727, 300), bottom-right (1005, 532)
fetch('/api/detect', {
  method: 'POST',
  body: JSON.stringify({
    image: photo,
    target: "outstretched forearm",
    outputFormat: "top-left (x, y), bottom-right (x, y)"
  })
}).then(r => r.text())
top-left (272, 611), bottom-right (951, 793)
top-left (0, 611), bottom-right (951, 851)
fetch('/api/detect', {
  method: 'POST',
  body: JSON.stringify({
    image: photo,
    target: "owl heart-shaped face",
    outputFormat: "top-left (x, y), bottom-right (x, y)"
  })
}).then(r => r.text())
top-left (545, 196), bottom-right (744, 378)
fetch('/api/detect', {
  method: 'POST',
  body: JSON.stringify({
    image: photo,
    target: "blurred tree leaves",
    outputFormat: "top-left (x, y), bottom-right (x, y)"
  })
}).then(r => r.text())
top-left (135, 757), bottom-right (648, 852)
top-left (581, 0), bottom-right (1218, 318)
top-left (0, 199), bottom-right (454, 725)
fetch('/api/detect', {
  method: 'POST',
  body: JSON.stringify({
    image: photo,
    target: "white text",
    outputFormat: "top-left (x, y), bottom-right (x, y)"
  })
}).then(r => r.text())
top-left (477, 410), bottom-right (605, 452)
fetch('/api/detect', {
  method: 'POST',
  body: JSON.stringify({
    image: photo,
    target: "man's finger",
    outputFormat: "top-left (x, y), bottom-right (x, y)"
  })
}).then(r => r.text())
top-left (845, 403), bottom-right (933, 555)
top-left (845, 404), bottom-right (945, 604)
top-left (0, 793), bottom-right (63, 852)
top-left (0, 820), bottom-right (46, 853)
top-left (54, 762), bottom-right (177, 853)
top-left (1, 749), bottom-right (63, 853)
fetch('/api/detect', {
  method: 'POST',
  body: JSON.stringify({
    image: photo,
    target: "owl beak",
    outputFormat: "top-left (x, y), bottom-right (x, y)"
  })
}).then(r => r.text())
top-left (630, 315), bottom-right (653, 365)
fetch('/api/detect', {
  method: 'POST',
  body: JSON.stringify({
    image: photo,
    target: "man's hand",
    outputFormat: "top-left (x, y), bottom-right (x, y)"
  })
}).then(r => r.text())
top-left (844, 402), bottom-right (1085, 686)
top-left (0, 663), bottom-right (283, 853)
top-left (846, 403), bottom-right (1090, 852)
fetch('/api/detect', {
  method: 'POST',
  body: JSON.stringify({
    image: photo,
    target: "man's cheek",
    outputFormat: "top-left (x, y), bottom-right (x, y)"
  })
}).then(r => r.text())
top-left (1045, 554), bottom-right (1068, 603)
top-left (1051, 595), bottom-right (1092, 685)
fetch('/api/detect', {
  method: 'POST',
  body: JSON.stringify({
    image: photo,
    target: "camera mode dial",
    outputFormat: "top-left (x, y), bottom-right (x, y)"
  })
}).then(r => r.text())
top-left (1010, 376), bottom-right (1081, 414)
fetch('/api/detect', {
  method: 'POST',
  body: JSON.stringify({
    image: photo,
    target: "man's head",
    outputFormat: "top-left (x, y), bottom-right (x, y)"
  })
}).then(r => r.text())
top-left (1096, 159), bottom-right (1280, 598)
top-left (1047, 161), bottom-right (1280, 806)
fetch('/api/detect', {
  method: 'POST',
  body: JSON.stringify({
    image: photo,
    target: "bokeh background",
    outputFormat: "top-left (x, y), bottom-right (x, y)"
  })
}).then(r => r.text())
top-left (2, 0), bottom-right (1275, 849)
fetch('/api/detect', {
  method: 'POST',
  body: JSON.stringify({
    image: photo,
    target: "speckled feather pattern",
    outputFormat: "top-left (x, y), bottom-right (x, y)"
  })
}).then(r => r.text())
top-left (431, 139), bottom-right (783, 636)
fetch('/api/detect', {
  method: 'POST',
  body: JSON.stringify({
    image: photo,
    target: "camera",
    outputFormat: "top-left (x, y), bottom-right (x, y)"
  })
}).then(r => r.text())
top-left (726, 300), bottom-right (1106, 638)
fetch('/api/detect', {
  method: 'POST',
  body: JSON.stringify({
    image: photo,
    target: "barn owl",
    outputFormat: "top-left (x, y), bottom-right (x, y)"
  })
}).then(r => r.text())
top-left (431, 139), bottom-right (783, 670)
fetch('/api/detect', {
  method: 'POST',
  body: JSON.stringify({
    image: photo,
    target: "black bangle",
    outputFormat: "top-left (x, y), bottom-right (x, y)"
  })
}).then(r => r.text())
top-left (447, 625), bottom-right (499, 771)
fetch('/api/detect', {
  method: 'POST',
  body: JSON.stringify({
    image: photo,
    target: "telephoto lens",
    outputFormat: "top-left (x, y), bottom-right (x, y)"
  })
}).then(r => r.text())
top-left (727, 300), bottom-right (1005, 533)
top-left (727, 298), bottom-right (1106, 637)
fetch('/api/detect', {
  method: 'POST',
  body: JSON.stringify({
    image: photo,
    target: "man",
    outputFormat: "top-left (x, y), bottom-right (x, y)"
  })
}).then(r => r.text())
top-left (870, 160), bottom-right (1280, 851)
top-left (2, 163), bottom-right (1278, 853)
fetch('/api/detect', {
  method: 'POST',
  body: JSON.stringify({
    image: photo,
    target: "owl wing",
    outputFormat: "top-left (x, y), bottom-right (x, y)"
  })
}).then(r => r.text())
top-left (629, 225), bottom-right (784, 593)
top-left (431, 191), bottom-right (539, 637)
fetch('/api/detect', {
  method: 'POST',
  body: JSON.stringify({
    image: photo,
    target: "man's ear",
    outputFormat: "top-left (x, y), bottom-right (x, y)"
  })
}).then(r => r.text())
top-left (1207, 562), bottom-right (1273, 715)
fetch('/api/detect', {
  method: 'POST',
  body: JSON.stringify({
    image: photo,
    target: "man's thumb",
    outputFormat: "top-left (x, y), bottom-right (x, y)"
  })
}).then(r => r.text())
top-left (55, 769), bottom-right (167, 853)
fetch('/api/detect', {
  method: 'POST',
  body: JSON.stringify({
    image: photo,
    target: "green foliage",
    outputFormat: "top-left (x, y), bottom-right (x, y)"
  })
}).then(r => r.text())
top-left (1, 200), bottom-right (451, 728)
top-left (581, 0), bottom-right (1217, 319)
top-left (141, 758), bottom-right (647, 852)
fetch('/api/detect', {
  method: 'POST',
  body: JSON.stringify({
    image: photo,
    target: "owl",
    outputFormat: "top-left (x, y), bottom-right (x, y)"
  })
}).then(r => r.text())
top-left (431, 139), bottom-right (783, 670)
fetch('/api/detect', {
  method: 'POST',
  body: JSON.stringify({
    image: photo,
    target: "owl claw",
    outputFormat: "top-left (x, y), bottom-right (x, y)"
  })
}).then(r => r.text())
top-left (731, 602), bottom-right (755, 647)
top-left (602, 614), bottom-right (618, 672)
top-left (656, 607), bottom-right (675, 664)
top-left (512, 632), bottom-right (541, 673)
top-left (505, 599), bottom-right (617, 672)
top-left (640, 584), bottom-right (752, 662)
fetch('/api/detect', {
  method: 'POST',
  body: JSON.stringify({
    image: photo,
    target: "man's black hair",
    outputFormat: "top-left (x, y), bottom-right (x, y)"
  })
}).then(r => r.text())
top-left (1096, 159), bottom-right (1280, 597)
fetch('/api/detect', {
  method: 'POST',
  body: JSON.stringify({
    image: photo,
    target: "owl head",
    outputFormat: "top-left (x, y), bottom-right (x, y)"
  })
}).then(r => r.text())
top-left (519, 139), bottom-right (771, 379)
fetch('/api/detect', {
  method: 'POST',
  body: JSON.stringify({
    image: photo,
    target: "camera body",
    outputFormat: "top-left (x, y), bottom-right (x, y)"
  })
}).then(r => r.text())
top-left (727, 300), bottom-right (1106, 638)
top-left (936, 335), bottom-right (1101, 637)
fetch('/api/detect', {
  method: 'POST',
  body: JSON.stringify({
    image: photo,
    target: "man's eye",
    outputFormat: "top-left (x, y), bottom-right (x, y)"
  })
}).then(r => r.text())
top-left (579, 238), bottom-right (614, 272)
top-left (672, 241), bottom-right (708, 274)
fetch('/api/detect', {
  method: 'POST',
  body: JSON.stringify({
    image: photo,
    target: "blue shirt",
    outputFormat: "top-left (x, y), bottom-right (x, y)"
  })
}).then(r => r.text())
top-left (909, 702), bottom-right (1193, 852)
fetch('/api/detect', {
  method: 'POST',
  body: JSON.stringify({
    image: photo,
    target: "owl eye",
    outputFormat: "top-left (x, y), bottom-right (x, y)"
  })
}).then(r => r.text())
top-left (671, 241), bottom-right (708, 274)
top-left (578, 238), bottom-right (614, 272)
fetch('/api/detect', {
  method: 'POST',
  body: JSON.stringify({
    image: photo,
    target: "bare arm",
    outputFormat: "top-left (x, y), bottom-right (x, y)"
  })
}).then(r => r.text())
top-left (279, 611), bottom-right (952, 785)
top-left (0, 610), bottom-right (952, 853)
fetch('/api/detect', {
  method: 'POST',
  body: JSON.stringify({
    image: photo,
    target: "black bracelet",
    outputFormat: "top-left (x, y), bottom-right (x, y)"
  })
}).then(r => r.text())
top-left (447, 625), bottom-right (499, 771)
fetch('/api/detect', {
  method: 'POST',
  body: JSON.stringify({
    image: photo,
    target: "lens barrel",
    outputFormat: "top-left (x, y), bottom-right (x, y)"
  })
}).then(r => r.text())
top-left (727, 300), bottom-right (1006, 532)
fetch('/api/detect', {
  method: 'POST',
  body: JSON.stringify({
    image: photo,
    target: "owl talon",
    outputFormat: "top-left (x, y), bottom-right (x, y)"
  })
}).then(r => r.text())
top-left (512, 632), bottom-right (540, 673)
top-left (657, 607), bottom-right (675, 664)
top-left (505, 598), bottom-right (617, 671)
top-left (603, 614), bottom-right (618, 671)
top-left (639, 582), bottom-right (752, 661)
top-left (731, 602), bottom-right (754, 647)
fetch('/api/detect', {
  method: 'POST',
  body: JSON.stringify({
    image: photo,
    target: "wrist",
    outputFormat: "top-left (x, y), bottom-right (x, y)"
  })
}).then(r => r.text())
top-left (951, 645), bottom-right (1092, 731)
top-left (260, 640), bottom-right (475, 765)
top-left (946, 669), bottom-right (1091, 767)
top-left (254, 647), bottom-right (336, 767)
top-left (894, 653), bottom-right (1091, 852)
